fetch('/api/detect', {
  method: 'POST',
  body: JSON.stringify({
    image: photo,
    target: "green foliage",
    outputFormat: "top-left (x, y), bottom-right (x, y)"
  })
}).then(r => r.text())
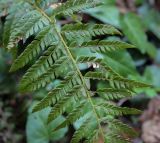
top-left (4, 0), bottom-right (150, 142)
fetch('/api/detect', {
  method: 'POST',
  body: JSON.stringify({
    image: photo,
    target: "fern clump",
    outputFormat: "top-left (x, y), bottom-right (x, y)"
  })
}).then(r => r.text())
top-left (4, 0), bottom-right (150, 142)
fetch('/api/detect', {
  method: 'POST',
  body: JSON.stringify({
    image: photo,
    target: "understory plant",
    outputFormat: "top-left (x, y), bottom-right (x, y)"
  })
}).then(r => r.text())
top-left (3, 0), bottom-right (150, 142)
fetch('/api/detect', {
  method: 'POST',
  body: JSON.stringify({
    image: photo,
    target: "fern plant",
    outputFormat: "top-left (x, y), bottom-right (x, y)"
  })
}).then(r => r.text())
top-left (3, 0), bottom-right (150, 142)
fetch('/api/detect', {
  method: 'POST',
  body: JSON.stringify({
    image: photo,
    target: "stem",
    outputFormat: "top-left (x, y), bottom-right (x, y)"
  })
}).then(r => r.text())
top-left (29, 2), bottom-right (105, 141)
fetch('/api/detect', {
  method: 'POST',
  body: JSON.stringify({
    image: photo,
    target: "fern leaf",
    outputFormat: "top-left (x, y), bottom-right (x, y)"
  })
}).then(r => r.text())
top-left (19, 45), bottom-right (62, 87)
top-left (32, 72), bottom-right (79, 112)
top-left (71, 40), bottom-right (135, 52)
top-left (3, 3), bottom-right (26, 49)
top-left (32, 87), bottom-right (62, 113)
top-left (71, 117), bottom-right (96, 143)
top-left (109, 77), bottom-right (151, 89)
top-left (7, 1), bottom-right (149, 142)
top-left (105, 134), bottom-right (130, 143)
top-left (47, 85), bottom-right (82, 123)
top-left (3, 14), bottom-right (17, 48)
top-left (10, 26), bottom-right (57, 72)
top-left (108, 119), bottom-right (138, 138)
top-left (97, 103), bottom-right (141, 116)
top-left (53, 0), bottom-right (102, 16)
top-left (54, 102), bottom-right (91, 131)
top-left (7, 10), bottom-right (49, 49)
top-left (20, 56), bottom-right (69, 92)
top-left (85, 71), bottom-right (150, 90)
top-left (84, 129), bottom-right (99, 143)
top-left (62, 23), bottom-right (121, 39)
top-left (96, 88), bottom-right (133, 100)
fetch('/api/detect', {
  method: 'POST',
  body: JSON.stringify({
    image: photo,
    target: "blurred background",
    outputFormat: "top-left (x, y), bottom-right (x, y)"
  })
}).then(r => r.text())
top-left (0, 0), bottom-right (160, 143)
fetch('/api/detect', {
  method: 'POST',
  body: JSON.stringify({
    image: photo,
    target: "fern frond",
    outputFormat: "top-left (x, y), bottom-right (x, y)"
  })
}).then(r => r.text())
top-left (62, 23), bottom-right (121, 39)
top-left (108, 119), bottom-right (138, 138)
top-left (105, 134), bottom-right (130, 143)
top-left (55, 102), bottom-right (91, 131)
top-left (71, 117), bottom-right (96, 143)
top-left (84, 129), bottom-right (99, 143)
top-left (53, 0), bottom-right (102, 16)
top-left (7, 1), bottom-right (150, 142)
top-left (109, 77), bottom-right (151, 89)
top-left (20, 56), bottom-right (69, 92)
top-left (96, 103), bottom-right (141, 116)
top-left (3, 2), bottom-right (26, 48)
top-left (71, 40), bottom-right (135, 52)
top-left (19, 45), bottom-right (62, 87)
top-left (85, 71), bottom-right (150, 90)
top-left (32, 71), bottom-right (79, 112)
top-left (96, 88), bottom-right (133, 100)
top-left (10, 26), bottom-right (57, 71)
top-left (3, 14), bottom-right (17, 48)
top-left (47, 85), bottom-right (82, 123)
top-left (32, 87), bottom-right (63, 113)
top-left (7, 10), bottom-right (49, 49)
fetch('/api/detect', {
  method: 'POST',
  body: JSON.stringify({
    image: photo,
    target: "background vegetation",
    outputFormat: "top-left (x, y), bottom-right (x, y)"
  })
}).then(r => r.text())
top-left (0, 0), bottom-right (160, 143)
